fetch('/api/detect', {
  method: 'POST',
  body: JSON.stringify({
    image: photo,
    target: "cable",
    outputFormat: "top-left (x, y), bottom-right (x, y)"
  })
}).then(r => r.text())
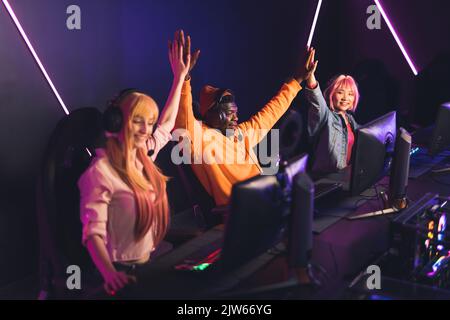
top-left (328, 243), bottom-right (339, 277)
top-left (309, 262), bottom-right (330, 287)
top-left (373, 184), bottom-right (393, 222)
top-left (374, 184), bottom-right (385, 214)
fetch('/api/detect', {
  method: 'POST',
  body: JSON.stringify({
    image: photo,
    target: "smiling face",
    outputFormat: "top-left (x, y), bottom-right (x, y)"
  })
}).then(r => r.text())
top-left (332, 86), bottom-right (355, 113)
top-left (131, 114), bottom-right (155, 149)
top-left (204, 92), bottom-right (240, 133)
top-left (325, 75), bottom-right (360, 114)
top-left (119, 93), bottom-right (158, 150)
top-left (221, 101), bottom-right (239, 131)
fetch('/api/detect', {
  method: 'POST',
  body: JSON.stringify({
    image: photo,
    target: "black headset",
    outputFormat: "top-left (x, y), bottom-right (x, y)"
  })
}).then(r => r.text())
top-left (103, 88), bottom-right (141, 133)
top-left (203, 88), bottom-right (235, 129)
top-left (103, 88), bottom-right (157, 157)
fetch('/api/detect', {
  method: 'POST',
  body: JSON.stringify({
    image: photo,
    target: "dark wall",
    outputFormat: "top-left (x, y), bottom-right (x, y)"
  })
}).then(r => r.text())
top-left (0, 0), bottom-right (122, 287)
top-left (0, 0), bottom-right (449, 288)
top-left (308, 0), bottom-right (450, 125)
top-left (117, 0), bottom-right (318, 121)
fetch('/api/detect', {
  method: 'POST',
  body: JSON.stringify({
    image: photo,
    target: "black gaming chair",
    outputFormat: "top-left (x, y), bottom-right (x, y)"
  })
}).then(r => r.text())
top-left (36, 107), bottom-right (185, 298)
top-left (36, 107), bottom-right (105, 299)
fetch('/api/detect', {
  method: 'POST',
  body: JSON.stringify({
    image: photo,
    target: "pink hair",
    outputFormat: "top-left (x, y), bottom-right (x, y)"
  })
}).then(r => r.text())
top-left (323, 75), bottom-right (360, 112)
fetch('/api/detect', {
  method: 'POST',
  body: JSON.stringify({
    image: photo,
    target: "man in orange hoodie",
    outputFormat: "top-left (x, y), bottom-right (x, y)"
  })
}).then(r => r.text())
top-left (172, 30), bottom-right (316, 206)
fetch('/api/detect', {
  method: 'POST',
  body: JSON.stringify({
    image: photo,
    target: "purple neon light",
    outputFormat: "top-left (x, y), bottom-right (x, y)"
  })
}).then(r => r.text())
top-left (374, 0), bottom-right (418, 76)
top-left (2, 0), bottom-right (70, 114)
top-left (307, 0), bottom-right (322, 47)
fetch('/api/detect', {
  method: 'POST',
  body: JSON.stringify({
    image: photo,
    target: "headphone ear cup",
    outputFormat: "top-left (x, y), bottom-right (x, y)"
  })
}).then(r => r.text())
top-left (103, 88), bottom-right (141, 133)
top-left (219, 110), bottom-right (227, 126)
top-left (103, 106), bottom-right (123, 133)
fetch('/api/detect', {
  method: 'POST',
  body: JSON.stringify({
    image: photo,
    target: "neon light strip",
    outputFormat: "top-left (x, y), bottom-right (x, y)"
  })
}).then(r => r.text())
top-left (2, 0), bottom-right (70, 114)
top-left (374, 0), bottom-right (418, 76)
top-left (307, 0), bottom-right (323, 47)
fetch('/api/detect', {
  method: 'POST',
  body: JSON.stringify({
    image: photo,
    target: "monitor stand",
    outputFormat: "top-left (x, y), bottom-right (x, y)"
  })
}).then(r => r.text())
top-left (431, 165), bottom-right (450, 175)
top-left (347, 194), bottom-right (408, 220)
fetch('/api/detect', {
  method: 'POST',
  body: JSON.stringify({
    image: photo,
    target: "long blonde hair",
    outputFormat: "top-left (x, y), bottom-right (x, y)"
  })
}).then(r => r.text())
top-left (105, 92), bottom-right (169, 245)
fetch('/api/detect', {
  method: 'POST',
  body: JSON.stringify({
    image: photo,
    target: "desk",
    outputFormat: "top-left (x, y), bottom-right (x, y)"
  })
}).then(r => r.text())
top-left (127, 156), bottom-right (450, 299)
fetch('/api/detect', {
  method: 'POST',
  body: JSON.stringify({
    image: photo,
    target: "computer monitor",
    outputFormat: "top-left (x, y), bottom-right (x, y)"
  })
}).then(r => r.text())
top-left (288, 172), bottom-right (314, 269)
top-left (283, 153), bottom-right (309, 187)
top-left (389, 128), bottom-right (411, 205)
top-left (221, 153), bottom-right (309, 272)
top-left (429, 102), bottom-right (450, 156)
top-left (350, 111), bottom-right (397, 196)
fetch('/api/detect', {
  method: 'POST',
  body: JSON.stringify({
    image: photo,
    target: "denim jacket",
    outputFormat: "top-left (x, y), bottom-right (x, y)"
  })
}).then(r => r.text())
top-left (304, 83), bottom-right (359, 173)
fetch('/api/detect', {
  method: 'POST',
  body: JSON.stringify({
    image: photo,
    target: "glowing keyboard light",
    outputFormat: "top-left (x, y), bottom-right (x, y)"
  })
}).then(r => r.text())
top-left (307, 0), bottom-right (323, 47)
top-left (1, 0), bottom-right (70, 115)
top-left (438, 214), bottom-right (446, 233)
top-left (192, 263), bottom-right (211, 271)
top-left (374, 0), bottom-right (418, 76)
top-left (432, 256), bottom-right (446, 273)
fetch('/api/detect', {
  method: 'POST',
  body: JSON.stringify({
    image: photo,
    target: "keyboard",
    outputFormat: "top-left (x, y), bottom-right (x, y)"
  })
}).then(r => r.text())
top-left (174, 237), bottom-right (223, 272)
top-left (409, 148), bottom-right (450, 179)
top-left (314, 182), bottom-right (343, 201)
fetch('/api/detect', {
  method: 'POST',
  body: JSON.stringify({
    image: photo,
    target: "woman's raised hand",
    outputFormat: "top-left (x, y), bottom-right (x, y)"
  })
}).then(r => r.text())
top-left (178, 30), bottom-right (200, 79)
top-left (168, 30), bottom-right (191, 80)
top-left (305, 47), bottom-right (319, 89)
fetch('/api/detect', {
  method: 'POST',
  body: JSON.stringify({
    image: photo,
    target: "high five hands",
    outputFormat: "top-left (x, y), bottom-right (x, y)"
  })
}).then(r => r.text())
top-left (170, 30), bottom-right (200, 81)
top-left (168, 30), bottom-right (191, 80)
top-left (294, 47), bottom-right (319, 87)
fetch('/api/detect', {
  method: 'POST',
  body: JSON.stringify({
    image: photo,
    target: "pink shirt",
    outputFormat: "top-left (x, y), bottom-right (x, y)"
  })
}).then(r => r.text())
top-left (78, 125), bottom-right (171, 263)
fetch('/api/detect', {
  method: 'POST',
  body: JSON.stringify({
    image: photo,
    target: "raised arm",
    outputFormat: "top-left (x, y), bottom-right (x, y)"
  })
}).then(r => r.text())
top-left (302, 48), bottom-right (329, 136)
top-left (239, 47), bottom-right (316, 146)
top-left (157, 30), bottom-right (191, 133)
top-left (305, 48), bottom-right (319, 90)
top-left (173, 31), bottom-right (201, 136)
top-left (238, 79), bottom-right (302, 146)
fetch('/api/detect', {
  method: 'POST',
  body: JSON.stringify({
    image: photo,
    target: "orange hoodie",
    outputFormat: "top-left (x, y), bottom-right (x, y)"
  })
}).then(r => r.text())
top-left (173, 78), bottom-right (302, 206)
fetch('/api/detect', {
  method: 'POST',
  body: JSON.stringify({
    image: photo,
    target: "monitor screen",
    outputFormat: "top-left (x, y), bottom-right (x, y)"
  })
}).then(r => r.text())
top-left (350, 111), bottom-right (397, 195)
top-left (429, 102), bottom-right (450, 156)
top-left (221, 154), bottom-right (309, 272)
top-left (389, 127), bottom-right (411, 203)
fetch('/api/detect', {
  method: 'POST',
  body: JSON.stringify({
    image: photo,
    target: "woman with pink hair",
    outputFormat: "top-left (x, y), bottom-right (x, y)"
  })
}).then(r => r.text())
top-left (303, 48), bottom-right (360, 174)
